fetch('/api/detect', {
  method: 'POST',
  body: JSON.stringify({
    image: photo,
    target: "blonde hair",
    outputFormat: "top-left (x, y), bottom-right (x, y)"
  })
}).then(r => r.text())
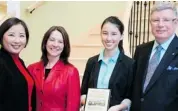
top-left (151, 2), bottom-right (178, 17)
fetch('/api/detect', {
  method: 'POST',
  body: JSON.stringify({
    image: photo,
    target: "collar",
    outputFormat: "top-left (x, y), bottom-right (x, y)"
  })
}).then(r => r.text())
top-left (153, 33), bottom-right (175, 51)
top-left (98, 48), bottom-right (120, 62)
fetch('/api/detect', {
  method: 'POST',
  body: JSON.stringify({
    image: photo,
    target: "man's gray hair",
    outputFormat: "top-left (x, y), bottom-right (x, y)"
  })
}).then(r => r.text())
top-left (151, 2), bottom-right (178, 17)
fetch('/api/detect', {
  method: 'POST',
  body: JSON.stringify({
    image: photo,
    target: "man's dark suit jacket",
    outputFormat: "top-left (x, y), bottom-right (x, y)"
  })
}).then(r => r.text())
top-left (131, 36), bottom-right (178, 111)
top-left (81, 52), bottom-right (134, 107)
top-left (0, 48), bottom-right (36, 111)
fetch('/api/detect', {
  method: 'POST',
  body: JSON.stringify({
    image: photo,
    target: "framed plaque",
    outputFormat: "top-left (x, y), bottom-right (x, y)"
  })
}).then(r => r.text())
top-left (84, 88), bottom-right (111, 111)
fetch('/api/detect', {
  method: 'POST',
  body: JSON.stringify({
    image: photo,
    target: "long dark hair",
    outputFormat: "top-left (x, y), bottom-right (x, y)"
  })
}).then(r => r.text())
top-left (0, 17), bottom-right (29, 47)
top-left (41, 26), bottom-right (70, 66)
top-left (101, 16), bottom-right (124, 53)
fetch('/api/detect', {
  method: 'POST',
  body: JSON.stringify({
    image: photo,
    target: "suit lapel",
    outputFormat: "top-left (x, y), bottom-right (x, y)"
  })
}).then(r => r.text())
top-left (93, 59), bottom-right (101, 88)
top-left (0, 48), bottom-right (28, 87)
top-left (144, 36), bottom-right (178, 94)
top-left (0, 48), bottom-right (22, 77)
top-left (108, 52), bottom-right (122, 87)
top-left (45, 61), bottom-right (65, 84)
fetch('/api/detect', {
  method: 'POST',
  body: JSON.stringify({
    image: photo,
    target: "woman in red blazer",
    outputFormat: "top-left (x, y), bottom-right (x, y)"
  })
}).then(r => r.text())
top-left (28, 26), bottom-right (80, 111)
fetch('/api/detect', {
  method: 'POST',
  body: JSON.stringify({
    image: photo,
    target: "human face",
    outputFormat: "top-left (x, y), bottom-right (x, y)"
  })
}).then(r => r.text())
top-left (3, 24), bottom-right (27, 55)
top-left (46, 30), bottom-right (64, 58)
top-left (150, 9), bottom-right (177, 43)
top-left (101, 22), bottom-right (122, 51)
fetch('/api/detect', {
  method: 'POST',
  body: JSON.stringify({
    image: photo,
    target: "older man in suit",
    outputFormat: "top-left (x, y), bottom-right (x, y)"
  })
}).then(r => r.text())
top-left (131, 2), bottom-right (178, 111)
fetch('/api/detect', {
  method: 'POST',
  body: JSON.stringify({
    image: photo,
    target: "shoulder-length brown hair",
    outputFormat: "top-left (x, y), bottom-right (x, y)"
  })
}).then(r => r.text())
top-left (41, 26), bottom-right (70, 66)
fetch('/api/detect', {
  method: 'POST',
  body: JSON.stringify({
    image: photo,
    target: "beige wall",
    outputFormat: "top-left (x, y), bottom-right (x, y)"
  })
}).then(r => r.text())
top-left (0, 4), bottom-right (6, 21)
top-left (19, 1), bottom-right (131, 65)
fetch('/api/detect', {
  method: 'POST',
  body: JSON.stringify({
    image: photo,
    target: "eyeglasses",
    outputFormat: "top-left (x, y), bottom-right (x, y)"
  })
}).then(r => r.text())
top-left (150, 18), bottom-right (177, 24)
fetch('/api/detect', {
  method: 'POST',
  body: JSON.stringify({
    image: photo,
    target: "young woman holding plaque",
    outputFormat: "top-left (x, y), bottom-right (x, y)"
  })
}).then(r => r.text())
top-left (80, 16), bottom-right (134, 111)
top-left (28, 26), bottom-right (80, 111)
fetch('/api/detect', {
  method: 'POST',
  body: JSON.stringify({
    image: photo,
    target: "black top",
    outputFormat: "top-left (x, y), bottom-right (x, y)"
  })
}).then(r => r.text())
top-left (81, 52), bottom-right (134, 107)
top-left (0, 48), bottom-right (36, 111)
top-left (45, 69), bottom-right (51, 79)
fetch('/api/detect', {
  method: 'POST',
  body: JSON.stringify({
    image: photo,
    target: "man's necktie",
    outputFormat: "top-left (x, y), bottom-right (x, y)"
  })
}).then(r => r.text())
top-left (143, 45), bottom-right (163, 92)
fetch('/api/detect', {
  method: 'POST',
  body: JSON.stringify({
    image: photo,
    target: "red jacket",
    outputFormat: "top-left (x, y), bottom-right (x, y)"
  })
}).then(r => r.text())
top-left (28, 60), bottom-right (80, 111)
